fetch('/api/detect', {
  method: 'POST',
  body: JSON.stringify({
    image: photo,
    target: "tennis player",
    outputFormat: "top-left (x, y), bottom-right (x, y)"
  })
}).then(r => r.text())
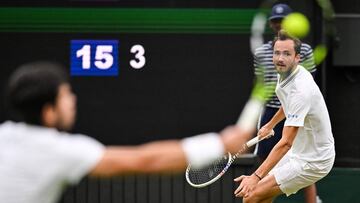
top-left (0, 61), bottom-right (251, 203)
top-left (253, 4), bottom-right (319, 203)
top-left (234, 30), bottom-right (335, 203)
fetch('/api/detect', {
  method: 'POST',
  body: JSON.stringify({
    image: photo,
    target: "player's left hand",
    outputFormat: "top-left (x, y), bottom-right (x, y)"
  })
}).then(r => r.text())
top-left (233, 174), bottom-right (260, 198)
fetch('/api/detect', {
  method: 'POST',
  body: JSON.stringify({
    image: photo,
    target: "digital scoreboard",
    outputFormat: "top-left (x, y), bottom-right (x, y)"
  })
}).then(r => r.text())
top-left (71, 40), bottom-right (120, 76)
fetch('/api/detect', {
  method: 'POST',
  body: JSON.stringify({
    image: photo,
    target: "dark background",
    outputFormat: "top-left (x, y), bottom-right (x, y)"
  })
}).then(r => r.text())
top-left (0, 33), bottom-right (253, 144)
top-left (0, 0), bottom-right (359, 167)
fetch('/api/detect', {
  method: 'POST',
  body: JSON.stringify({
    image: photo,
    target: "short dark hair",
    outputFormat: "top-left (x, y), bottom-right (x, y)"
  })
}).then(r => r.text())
top-left (5, 61), bottom-right (69, 125)
top-left (273, 29), bottom-right (302, 55)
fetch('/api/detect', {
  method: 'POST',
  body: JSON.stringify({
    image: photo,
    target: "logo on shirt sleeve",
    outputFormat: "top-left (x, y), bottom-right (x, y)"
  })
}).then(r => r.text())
top-left (287, 113), bottom-right (299, 119)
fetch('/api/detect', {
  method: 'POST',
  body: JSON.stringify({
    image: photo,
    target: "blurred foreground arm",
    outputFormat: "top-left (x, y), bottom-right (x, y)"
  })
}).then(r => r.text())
top-left (90, 140), bottom-right (187, 176)
top-left (89, 126), bottom-right (249, 177)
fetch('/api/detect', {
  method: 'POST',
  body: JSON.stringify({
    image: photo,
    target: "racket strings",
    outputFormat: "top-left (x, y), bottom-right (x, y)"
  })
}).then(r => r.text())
top-left (187, 155), bottom-right (229, 185)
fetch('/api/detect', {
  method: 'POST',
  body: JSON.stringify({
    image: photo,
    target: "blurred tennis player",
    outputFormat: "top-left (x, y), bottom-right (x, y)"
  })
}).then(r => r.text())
top-left (0, 61), bottom-right (250, 203)
top-left (234, 30), bottom-right (335, 203)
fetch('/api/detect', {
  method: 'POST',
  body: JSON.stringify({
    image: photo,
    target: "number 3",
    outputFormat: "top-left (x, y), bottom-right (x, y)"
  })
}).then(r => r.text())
top-left (130, 44), bottom-right (146, 69)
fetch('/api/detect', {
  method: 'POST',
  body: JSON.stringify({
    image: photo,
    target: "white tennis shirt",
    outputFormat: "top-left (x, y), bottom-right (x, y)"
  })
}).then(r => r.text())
top-left (0, 121), bottom-right (105, 203)
top-left (275, 65), bottom-right (335, 163)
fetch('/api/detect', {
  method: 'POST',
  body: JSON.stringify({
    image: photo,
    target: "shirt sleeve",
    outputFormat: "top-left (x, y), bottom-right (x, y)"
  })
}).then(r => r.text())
top-left (284, 90), bottom-right (311, 127)
top-left (54, 133), bottom-right (105, 184)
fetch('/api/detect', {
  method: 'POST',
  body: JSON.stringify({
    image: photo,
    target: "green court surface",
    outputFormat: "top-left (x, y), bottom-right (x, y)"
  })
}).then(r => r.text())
top-left (275, 168), bottom-right (360, 203)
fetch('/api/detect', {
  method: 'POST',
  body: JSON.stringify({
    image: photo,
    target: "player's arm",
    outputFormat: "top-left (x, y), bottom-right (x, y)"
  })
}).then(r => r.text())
top-left (253, 125), bottom-right (299, 179)
top-left (258, 107), bottom-right (285, 137)
top-left (89, 140), bottom-right (187, 176)
top-left (89, 126), bottom-right (248, 177)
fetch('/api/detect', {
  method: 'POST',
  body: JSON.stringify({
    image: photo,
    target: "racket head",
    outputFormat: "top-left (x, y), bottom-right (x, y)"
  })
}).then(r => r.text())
top-left (185, 152), bottom-right (233, 188)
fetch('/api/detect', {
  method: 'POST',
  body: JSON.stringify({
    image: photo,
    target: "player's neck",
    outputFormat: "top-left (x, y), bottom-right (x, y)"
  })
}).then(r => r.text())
top-left (280, 65), bottom-right (298, 82)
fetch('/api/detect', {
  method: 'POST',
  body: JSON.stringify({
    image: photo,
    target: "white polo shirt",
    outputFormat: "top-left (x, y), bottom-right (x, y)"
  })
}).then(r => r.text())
top-left (275, 65), bottom-right (335, 164)
top-left (0, 121), bottom-right (105, 203)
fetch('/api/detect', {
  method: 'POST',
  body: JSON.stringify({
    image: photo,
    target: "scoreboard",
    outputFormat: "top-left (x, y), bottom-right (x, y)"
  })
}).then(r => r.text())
top-left (70, 40), bottom-right (120, 76)
top-left (0, 7), bottom-right (258, 145)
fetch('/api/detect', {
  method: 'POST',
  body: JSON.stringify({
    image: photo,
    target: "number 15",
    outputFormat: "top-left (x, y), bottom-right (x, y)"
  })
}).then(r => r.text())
top-left (77, 45), bottom-right (114, 70)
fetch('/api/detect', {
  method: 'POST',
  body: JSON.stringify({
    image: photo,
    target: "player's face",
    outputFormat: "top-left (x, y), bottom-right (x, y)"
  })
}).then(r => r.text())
top-left (54, 84), bottom-right (77, 131)
top-left (273, 39), bottom-right (300, 76)
top-left (269, 18), bottom-right (283, 34)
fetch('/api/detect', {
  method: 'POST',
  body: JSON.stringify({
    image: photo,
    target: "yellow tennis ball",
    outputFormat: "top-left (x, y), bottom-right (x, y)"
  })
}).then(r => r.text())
top-left (313, 44), bottom-right (328, 65)
top-left (282, 12), bottom-right (310, 38)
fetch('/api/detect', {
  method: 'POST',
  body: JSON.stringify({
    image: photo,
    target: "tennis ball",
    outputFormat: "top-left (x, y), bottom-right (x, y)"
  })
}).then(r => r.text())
top-left (282, 12), bottom-right (310, 38)
top-left (313, 45), bottom-right (328, 65)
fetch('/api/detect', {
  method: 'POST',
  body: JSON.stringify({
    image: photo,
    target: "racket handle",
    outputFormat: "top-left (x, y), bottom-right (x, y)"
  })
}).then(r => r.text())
top-left (245, 130), bottom-right (274, 147)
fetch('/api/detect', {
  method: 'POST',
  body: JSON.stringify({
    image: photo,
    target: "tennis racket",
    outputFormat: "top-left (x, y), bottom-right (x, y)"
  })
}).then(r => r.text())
top-left (185, 129), bottom-right (274, 188)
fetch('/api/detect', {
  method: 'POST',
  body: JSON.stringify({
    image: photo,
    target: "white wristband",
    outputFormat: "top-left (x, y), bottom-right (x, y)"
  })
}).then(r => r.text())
top-left (181, 132), bottom-right (224, 169)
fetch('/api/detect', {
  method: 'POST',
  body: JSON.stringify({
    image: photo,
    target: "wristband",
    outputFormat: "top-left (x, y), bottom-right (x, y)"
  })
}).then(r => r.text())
top-left (181, 132), bottom-right (224, 169)
top-left (253, 172), bottom-right (262, 180)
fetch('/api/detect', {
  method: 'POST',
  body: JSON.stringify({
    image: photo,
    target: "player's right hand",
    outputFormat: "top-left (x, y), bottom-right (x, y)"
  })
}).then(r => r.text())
top-left (257, 125), bottom-right (273, 139)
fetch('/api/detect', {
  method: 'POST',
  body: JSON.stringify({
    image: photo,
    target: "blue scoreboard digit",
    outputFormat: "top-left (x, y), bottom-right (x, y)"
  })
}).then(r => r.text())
top-left (70, 40), bottom-right (119, 76)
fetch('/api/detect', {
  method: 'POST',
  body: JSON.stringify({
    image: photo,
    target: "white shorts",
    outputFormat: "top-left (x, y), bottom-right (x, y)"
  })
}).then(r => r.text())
top-left (269, 154), bottom-right (334, 196)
